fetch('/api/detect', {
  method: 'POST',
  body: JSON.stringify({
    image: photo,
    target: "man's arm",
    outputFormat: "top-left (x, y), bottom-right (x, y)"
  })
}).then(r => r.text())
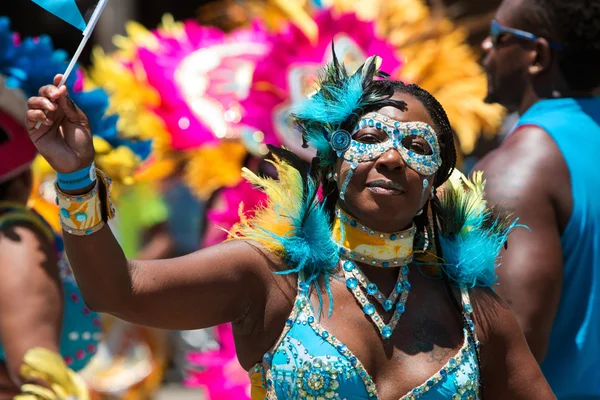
top-left (473, 126), bottom-right (565, 362)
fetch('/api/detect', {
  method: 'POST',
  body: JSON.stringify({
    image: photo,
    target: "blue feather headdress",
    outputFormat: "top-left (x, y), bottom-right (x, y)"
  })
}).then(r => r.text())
top-left (0, 17), bottom-right (151, 163)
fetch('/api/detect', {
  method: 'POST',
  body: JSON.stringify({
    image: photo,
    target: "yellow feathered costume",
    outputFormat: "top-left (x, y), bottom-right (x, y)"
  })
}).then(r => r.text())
top-left (15, 348), bottom-right (89, 400)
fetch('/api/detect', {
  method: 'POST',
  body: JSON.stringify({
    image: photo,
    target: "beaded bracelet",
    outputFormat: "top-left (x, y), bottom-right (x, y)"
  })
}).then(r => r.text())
top-left (55, 169), bottom-right (115, 236)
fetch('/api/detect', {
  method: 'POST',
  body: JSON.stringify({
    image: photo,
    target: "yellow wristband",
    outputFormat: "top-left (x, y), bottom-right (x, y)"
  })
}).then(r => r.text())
top-left (56, 170), bottom-right (115, 236)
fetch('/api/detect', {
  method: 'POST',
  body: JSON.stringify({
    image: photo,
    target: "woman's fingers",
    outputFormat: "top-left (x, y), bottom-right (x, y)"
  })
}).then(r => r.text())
top-left (54, 86), bottom-right (81, 122)
top-left (26, 109), bottom-right (52, 130)
top-left (38, 83), bottom-right (61, 101)
top-left (27, 96), bottom-right (57, 112)
top-left (26, 96), bottom-right (58, 130)
top-left (51, 75), bottom-right (75, 118)
top-left (26, 109), bottom-right (50, 123)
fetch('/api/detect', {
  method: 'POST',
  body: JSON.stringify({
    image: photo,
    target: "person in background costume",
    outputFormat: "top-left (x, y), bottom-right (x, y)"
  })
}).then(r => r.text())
top-left (0, 17), bottom-right (145, 400)
top-left (27, 47), bottom-right (555, 398)
top-left (474, 0), bottom-right (600, 398)
top-left (0, 88), bottom-right (90, 400)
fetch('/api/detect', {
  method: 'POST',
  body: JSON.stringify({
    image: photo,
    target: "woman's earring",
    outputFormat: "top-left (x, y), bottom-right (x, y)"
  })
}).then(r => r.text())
top-left (339, 162), bottom-right (357, 200)
top-left (333, 173), bottom-right (338, 183)
top-left (421, 178), bottom-right (429, 200)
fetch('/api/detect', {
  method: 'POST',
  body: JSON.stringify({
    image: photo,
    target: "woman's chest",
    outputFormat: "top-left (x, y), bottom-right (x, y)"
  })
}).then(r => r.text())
top-left (262, 304), bottom-right (478, 400)
top-left (318, 305), bottom-right (467, 398)
top-left (267, 285), bottom-right (473, 399)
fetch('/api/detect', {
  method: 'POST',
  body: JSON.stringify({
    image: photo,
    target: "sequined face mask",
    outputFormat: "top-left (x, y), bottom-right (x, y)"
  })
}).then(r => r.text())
top-left (329, 112), bottom-right (442, 198)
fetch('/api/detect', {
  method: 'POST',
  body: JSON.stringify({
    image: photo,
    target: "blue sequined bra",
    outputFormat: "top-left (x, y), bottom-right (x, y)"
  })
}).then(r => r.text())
top-left (250, 278), bottom-right (481, 400)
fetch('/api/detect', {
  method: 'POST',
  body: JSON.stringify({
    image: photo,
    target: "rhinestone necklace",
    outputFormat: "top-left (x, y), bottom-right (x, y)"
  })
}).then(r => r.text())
top-left (341, 257), bottom-right (411, 339)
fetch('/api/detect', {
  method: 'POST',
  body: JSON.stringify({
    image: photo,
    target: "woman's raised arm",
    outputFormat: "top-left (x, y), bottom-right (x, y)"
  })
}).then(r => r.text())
top-left (26, 75), bottom-right (279, 330)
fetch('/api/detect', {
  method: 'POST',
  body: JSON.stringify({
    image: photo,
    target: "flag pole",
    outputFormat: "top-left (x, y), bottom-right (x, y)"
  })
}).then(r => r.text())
top-left (35, 0), bottom-right (109, 129)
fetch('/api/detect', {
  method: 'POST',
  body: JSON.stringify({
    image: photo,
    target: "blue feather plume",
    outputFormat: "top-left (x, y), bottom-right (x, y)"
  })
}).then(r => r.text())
top-left (291, 45), bottom-right (406, 168)
top-left (0, 17), bottom-right (150, 161)
top-left (435, 170), bottom-right (523, 288)
top-left (230, 148), bottom-right (339, 315)
top-left (439, 219), bottom-right (520, 287)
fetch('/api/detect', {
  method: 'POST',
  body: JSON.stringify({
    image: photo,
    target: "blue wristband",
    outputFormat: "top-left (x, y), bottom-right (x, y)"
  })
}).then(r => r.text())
top-left (56, 163), bottom-right (97, 191)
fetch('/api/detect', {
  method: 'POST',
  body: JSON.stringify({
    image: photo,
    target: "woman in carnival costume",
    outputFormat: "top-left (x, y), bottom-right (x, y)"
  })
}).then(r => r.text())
top-left (192, 4), bottom-right (505, 396)
top-left (88, 12), bottom-right (396, 397)
top-left (28, 41), bottom-right (555, 398)
top-left (0, 18), bottom-right (146, 399)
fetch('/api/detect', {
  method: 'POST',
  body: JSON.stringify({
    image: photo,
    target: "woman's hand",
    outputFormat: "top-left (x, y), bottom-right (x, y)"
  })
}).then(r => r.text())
top-left (26, 74), bottom-right (95, 174)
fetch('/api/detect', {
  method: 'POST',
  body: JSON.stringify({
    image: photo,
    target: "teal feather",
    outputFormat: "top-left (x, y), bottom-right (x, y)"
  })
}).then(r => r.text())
top-left (230, 147), bottom-right (339, 316)
top-left (291, 45), bottom-right (406, 169)
top-left (435, 170), bottom-right (523, 288)
top-left (439, 218), bottom-right (520, 288)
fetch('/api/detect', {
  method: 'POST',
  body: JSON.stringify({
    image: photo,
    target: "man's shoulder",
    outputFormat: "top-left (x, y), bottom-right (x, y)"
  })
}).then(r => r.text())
top-left (473, 124), bottom-right (568, 211)
top-left (476, 124), bottom-right (564, 178)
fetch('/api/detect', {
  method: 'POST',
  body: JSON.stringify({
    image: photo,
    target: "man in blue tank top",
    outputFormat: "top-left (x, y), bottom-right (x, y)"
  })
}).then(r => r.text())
top-left (475, 0), bottom-right (600, 398)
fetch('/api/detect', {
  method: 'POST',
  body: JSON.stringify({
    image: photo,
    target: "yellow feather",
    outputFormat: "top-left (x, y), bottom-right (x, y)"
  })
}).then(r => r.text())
top-left (17, 385), bottom-right (57, 400)
top-left (19, 348), bottom-right (89, 400)
top-left (228, 157), bottom-right (304, 254)
top-left (444, 169), bottom-right (487, 232)
top-left (183, 141), bottom-right (247, 200)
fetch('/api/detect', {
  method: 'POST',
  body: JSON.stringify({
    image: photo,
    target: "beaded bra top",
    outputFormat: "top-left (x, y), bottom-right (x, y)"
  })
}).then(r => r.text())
top-left (249, 276), bottom-right (481, 400)
top-left (0, 203), bottom-right (101, 371)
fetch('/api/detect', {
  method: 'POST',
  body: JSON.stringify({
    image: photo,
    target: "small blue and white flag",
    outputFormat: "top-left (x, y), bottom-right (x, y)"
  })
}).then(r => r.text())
top-left (32, 0), bottom-right (108, 35)
top-left (30, 0), bottom-right (109, 128)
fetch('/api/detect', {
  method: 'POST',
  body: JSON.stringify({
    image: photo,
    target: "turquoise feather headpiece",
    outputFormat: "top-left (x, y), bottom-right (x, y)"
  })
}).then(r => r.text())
top-left (291, 46), bottom-right (406, 168)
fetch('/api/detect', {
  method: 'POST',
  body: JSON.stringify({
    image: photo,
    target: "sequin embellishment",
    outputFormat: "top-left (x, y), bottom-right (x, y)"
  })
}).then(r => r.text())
top-left (343, 112), bottom-right (442, 176)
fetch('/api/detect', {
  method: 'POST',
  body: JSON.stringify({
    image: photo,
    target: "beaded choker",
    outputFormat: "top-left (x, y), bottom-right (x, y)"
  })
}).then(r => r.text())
top-left (332, 207), bottom-right (415, 268)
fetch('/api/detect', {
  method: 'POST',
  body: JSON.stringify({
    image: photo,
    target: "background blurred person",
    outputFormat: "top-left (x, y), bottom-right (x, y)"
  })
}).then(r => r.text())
top-left (476, 0), bottom-right (600, 398)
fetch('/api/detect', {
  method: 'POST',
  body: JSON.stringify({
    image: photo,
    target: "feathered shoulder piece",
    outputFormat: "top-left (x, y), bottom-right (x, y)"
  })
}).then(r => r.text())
top-left (291, 46), bottom-right (406, 168)
top-left (228, 147), bottom-right (339, 312)
top-left (434, 170), bottom-right (521, 288)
